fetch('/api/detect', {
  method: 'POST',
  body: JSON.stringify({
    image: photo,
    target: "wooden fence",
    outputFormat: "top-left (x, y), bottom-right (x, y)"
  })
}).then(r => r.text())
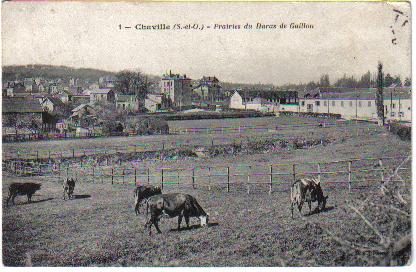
top-left (3, 155), bottom-right (410, 193)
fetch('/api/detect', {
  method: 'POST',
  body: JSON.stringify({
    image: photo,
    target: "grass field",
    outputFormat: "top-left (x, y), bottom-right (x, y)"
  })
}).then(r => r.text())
top-left (2, 116), bottom-right (411, 266)
top-left (2, 116), bottom-right (378, 160)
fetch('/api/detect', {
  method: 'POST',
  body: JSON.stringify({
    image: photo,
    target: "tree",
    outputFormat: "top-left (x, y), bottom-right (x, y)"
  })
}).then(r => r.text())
top-left (384, 73), bottom-right (394, 87)
top-left (393, 75), bottom-right (402, 86)
top-left (404, 77), bottom-right (411, 86)
top-left (114, 70), bottom-right (149, 99)
top-left (319, 74), bottom-right (330, 87)
top-left (376, 63), bottom-right (384, 125)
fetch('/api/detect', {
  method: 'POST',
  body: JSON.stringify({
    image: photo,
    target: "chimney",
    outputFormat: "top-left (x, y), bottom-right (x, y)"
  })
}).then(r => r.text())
top-left (169, 70), bottom-right (172, 76)
top-left (184, 74), bottom-right (186, 79)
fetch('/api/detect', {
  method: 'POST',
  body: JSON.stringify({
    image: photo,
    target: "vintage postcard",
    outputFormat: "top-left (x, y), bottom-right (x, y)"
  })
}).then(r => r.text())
top-left (1, 0), bottom-right (412, 267)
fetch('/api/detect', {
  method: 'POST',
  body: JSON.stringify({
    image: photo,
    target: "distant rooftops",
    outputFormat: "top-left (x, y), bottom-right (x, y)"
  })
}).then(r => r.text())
top-left (162, 70), bottom-right (191, 80)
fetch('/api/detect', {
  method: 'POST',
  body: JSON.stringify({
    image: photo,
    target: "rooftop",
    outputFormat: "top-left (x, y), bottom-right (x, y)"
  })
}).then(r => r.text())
top-left (2, 97), bottom-right (43, 113)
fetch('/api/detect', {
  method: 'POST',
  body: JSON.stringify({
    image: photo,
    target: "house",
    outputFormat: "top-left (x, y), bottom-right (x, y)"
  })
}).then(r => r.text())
top-left (2, 97), bottom-right (44, 130)
top-left (86, 88), bottom-right (115, 103)
top-left (193, 76), bottom-right (222, 102)
top-left (72, 94), bottom-right (90, 105)
top-left (160, 71), bottom-right (192, 107)
top-left (229, 91), bottom-right (280, 113)
top-left (56, 120), bottom-right (69, 133)
top-left (116, 94), bottom-right (139, 111)
top-left (70, 103), bottom-right (96, 119)
top-left (5, 84), bottom-right (28, 97)
top-left (297, 88), bottom-right (411, 122)
top-left (145, 93), bottom-right (163, 112)
top-left (229, 91), bottom-right (245, 109)
top-left (41, 97), bottom-right (65, 113)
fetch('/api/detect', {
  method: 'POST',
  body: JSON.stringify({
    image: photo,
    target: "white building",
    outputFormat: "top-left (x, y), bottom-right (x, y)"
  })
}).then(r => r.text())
top-left (229, 91), bottom-right (280, 113)
top-left (298, 97), bottom-right (411, 122)
top-left (145, 93), bottom-right (163, 112)
top-left (160, 72), bottom-right (192, 107)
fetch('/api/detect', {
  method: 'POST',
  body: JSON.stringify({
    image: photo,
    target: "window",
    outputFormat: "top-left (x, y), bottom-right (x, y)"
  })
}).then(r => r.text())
top-left (392, 103), bottom-right (396, 109)
top-left (332, 101), bottom-right (335, 107)
top-left (358, 101), bottom-right (362, 107)
top-left (349, 101), bottom-right (353, 107)
top-left (341, 101), bottom-right (344, 107)
top-left (368, 101), bottom-right (371, 107)
top-left (301, 101), bottom-right (305, 106)
top-left (315, 101), bottom-right (320, 106)
top-left (391, 112), bottom-right (395, 117)
top-left (399, 112), bottom-right (404, 117)
top-left (324, 101), bottom-right (327, 107)
top-left (408, 107), bottom-right (411, 110)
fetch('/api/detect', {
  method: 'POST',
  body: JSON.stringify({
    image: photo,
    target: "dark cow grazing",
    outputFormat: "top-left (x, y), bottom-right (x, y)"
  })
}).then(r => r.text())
top-left (145, 193), bottom-right (209, 235)
top-left (134, 185), bottom-right (162, 215)
top-left (63, 178), bottom-right (76, 200)
top-left (6, 182), bottom-right (42, 206)
top-left (290, 178), bottom-right (328, 219)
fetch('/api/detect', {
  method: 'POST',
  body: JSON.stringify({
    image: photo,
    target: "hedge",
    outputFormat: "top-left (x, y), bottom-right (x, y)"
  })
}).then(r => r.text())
top-left (388, 122), bottom-right (411, 141)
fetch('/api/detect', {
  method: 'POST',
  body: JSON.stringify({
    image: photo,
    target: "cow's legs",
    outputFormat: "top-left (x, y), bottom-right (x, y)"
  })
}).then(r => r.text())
top-left (185, 215), bottom-right (190, 228)
top-left (177, 215), bottom-right (183, 230)
top-left (308, 200), bottom-right (312, 215)
top-left (153, 217), bottom-right (162, 234)
top-left (12, 195), bottom-right (16, 205)
top-left (297, 201), bottom-right (304, 216)
top-left (291, 202), bottom-right (294, 219)
top-left (63, 188), bottom-right (67, 200)
top-left (6, 193), bottom-right (12, 207)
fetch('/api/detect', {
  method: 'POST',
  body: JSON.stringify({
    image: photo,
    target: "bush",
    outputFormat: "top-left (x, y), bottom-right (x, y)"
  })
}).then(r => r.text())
top-left (135, 117), bottom-right (169, 135)
top-left (389, 122), bottom-right (411, 141)
top-left (280, 111), bottom-right (341, 119)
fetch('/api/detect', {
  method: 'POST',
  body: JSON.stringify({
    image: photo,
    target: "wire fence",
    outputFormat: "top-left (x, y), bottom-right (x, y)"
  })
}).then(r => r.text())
top-left (3, 121), bottom-right (380, 161)
top-left (3, 155), bottom-right (410, 194)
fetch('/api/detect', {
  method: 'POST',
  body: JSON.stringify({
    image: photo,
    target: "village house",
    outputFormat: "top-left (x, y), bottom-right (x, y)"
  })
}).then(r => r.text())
top-left (115, 94), bottom-right (139, 111)
top-left (229, 91), bottom-right (280, 113)
top-left (41, 97), bottom-right (65, 113)
top-left (71, 94), bottom-right (90, 105)
top-left (68, 103), bottom-right (97, 126)
top-left (85, 88), bottom-right (115, 104)
top-left (160, 71), bottom-right (192, 108)
top-left (192, 76), bottom-right (222, 102)
top-left (145, 93), bottom-right (163, 112)
top-left (2, 97), bottom-right (44, 131)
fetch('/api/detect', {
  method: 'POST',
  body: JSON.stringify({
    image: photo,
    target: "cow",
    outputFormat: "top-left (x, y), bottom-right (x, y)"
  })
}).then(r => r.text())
top-left (63, 178), bottom-right (76, 200)
top-left (144, 193), bottom-right (209, 235)
top-left (6, 182), bottom-right (42, 206)
top-left (134, 185), bottom-right (162, 215)
top-left (290, 178), bottom-right (328, 219)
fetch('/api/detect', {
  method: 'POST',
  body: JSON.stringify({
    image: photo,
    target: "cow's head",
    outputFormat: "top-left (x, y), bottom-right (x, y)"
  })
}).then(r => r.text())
top-left (199, 213), bottom-right (209, 227)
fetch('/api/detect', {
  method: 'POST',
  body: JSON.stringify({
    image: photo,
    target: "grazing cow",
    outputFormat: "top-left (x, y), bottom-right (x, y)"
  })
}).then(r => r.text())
top-left (63, 178), bottom-right (76, 200)
top-left (6, 182), bottom-right (42, 206)
top-left (290, 178), bottom-right (328, 219)
top-left (134, 185), bottom-right (162, 215)
top-left (145, 193), bottom-right (209, 235)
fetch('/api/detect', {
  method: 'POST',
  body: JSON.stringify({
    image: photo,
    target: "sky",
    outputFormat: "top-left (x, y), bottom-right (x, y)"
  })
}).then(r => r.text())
top-left (1, 1), bottom-right (411, 85)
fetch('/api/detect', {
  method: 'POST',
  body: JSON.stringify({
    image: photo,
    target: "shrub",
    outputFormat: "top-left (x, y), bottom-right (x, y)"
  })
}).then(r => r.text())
top-left (389, 122), bottom-right (411, 141)
top-left (135, 117), bottom-right (169, 135)
top-left (280, 111), bottom-right (341, 119)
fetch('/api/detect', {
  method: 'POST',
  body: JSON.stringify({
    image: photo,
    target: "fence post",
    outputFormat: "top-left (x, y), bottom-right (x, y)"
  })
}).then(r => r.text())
top-left (208, 167), bottom-right (211, 191)
top-left (147, 168), bottom-right (150, 185)
top-left (134, 168), bottom-right (137, 185)
top-left (111, 168), bottom-right (114, 184)
top-left (227, 166), bottom-right (230, 192)
top-left (211, 139), bottom-right (214, 147)
top-left (66, 165), bottom-right (69, 178)
top-left (92, 167), bottom-right (95, 183)
top-left (317, 163), bottom-right (321, 183)
top-left (122, 168), bottom-right (125, 184)
top-left (72, 149), bottom-right (75, 158)
top-left (192, 168), bottom-right (195, 189)
top-left (348, 161), bottom-right (352, 192)
top-left (247, 165), bottom-right (251, 194)
top-left (36, 150), bottom-right (39, 160)
top-left (161, 169), bottom-right (164, 190)
top-left (379, 159), bottom-right (384, 182)
top-left (269, 165), bottom-right (273, 194)
top-left (48, 150), bottom-right (51, 160)
top-left (14, 161), bottom-right (17, 174)
top-left (177, 170), bottom-right (180, 187)
top-left (292, 164), bottom-right (296, 184)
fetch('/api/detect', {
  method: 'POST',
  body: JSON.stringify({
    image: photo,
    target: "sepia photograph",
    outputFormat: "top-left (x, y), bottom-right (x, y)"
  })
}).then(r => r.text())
top-left (1, 0), bottom-right (412, 267)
